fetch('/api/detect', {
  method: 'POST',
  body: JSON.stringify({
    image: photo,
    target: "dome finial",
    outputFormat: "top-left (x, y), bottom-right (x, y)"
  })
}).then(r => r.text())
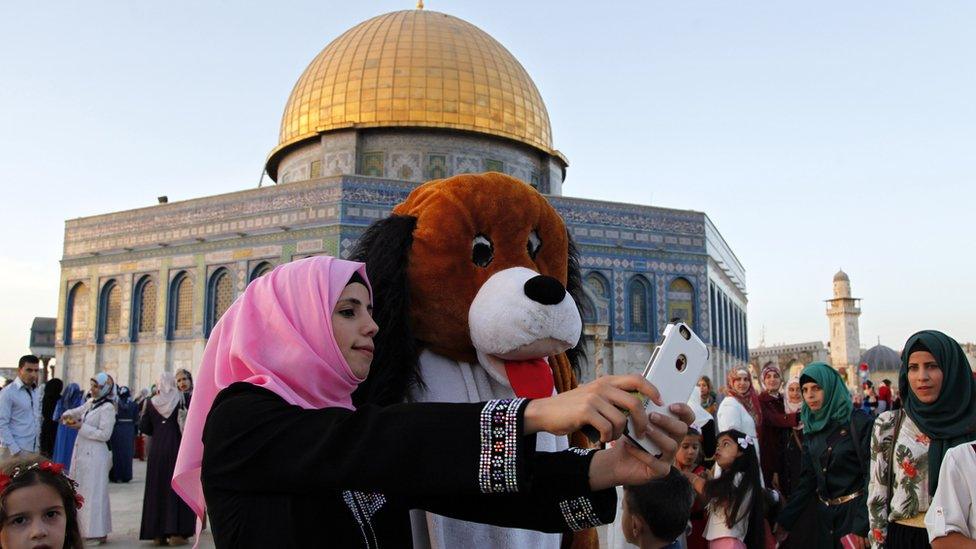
top-left (417, 0), bottom-right (424, 9)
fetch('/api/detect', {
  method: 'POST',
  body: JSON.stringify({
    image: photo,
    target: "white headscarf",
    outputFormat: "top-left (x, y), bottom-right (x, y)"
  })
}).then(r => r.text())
top-left (151, 371), bottom-right (182, 418)
top-left (784, 375), bottom-right (803, 414)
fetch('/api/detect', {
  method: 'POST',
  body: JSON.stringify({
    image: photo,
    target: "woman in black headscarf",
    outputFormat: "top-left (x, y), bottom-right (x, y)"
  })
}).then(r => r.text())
top-left (39, 378), bottom-right (64, 457)
top-left (867, 330), bottom-right (976, 548)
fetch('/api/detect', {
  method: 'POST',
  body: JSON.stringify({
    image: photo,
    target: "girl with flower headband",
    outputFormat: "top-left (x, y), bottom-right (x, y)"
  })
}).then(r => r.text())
top-left (686, 429), bottom-right (766, 548)
top-left (0, 453), bottom-right (85, 549)
top-left (172, 257), bottom-right (694, 548)
top-left (59, 372), bottom-right (115, 544)
top-left (775, 362), bottom-right (872, 549)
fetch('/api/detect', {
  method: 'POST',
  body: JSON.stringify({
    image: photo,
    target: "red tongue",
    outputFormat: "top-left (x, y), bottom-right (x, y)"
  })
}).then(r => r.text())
top-left (504, 358), bottom-right (555, 399)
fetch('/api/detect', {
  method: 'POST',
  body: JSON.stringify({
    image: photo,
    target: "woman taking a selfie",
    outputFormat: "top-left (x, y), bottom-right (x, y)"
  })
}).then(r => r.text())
top-left (173, 257), bottom-right (694, 548)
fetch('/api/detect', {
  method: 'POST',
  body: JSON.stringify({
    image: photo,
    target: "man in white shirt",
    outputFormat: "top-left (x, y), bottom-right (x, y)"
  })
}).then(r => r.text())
top-left (0, 355), bottom-right (42, 457)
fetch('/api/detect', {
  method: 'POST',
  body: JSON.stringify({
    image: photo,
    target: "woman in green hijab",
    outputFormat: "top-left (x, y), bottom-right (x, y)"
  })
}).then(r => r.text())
top-left (775, 362), bottom-right (873, 549)
top-left (867, 330), bottom-right (976, 548)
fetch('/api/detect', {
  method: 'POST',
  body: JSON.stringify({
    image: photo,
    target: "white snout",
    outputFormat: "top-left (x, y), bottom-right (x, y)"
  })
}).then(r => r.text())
top-left (468, 267), bottom-right (582, 359)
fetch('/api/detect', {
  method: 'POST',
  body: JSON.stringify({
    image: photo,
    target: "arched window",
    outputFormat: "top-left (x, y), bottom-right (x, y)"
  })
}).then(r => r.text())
top-left (250, 262), bottom-right (273, 282)
top-left (96, 280), bottom-right (121, 343)
top-left (628, 277), bottom-right (649, 333)
top-left (65, 282), bottom-right (89, 344)
top-left (667, 277), bottom-right (695, 328)
top-left (168, 272), bottom-right (193, 339)
top-left (131, 276), bottom-right (157, 341)
top-left (580, 295), bottom-right (597, 324)
top-left (206, 268), bottom-right (234, 337)
top-left (585, 272), bottom-right (610, 299)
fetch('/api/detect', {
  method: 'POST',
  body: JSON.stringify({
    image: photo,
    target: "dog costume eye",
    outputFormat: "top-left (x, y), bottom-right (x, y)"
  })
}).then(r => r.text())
top-left (527, 230), bottom-right (542, 260)
top-left (472, 234), bottom-right (494, 267)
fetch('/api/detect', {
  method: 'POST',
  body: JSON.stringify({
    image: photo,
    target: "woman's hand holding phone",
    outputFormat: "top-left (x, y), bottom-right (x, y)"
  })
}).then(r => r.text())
top-left (523, 374), bottom-right (663, 442)
top-left (586, 403), bottom-right (696, 490)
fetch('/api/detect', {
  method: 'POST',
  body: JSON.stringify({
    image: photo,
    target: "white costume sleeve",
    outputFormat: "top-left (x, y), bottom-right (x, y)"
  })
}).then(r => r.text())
top-left (926, 444), bottom-right (976, 542)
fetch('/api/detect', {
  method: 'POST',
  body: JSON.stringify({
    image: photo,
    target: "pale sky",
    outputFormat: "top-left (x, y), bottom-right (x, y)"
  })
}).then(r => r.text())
top-left (1, 1), bottom-right (974, 367)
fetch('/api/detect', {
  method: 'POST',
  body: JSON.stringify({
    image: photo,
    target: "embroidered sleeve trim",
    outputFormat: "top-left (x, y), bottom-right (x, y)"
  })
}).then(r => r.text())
top-left (478, 398), bottom-right (526, 494)
top-left (559, 496), bottom-right (604, 531)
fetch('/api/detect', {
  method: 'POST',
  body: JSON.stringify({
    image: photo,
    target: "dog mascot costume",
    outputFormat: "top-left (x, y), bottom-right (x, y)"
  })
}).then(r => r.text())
top-left (352, 172), bottom-right (598, 549)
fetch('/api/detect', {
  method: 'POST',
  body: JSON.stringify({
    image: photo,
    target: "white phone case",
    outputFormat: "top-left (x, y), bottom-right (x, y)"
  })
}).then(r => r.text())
top-left (624, 322), bottom-right (709, 456)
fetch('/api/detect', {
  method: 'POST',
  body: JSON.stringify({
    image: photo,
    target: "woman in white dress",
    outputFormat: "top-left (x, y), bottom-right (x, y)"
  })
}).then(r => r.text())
top-left (716, 366), bottom-right (763, 487)
top-left (62, 372), bottom-right (116, 544)
top-left (717, 366), bottom-right (761, 448)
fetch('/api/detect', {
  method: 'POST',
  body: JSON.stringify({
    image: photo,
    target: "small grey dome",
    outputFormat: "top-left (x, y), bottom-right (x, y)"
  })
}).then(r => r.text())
top-left (860, 344), bottom-right (901, 372)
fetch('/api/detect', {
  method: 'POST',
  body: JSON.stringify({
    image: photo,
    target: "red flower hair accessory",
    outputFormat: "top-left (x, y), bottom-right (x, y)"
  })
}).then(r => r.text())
top-left (38, 460), bottom-right (64, 475)
top-left (0, 459), bottom-right (83, 510)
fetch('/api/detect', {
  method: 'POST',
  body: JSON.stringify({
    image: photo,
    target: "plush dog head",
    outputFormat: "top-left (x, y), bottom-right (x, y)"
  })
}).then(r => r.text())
top-left (351, 172), bottom-right (585, 406)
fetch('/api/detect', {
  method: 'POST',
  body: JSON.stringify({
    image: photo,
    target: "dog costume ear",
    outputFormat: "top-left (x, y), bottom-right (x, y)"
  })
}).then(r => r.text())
top-left (350, 214), bottom-right (424, 407)
top-left (562, 230), bottom-right (586, 377)
top-left (549, 230), bottom-right (593, 451)
top-left (548, 230), bottom-right (585, 385)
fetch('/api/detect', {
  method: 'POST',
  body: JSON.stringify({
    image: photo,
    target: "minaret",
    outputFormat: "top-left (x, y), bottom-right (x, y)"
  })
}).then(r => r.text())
top-left (826, 270), bottom-right (861, 387)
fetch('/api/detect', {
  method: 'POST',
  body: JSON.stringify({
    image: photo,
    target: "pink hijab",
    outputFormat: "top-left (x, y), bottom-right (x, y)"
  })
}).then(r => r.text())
top-left (172, 256), bottom-right (371, 525)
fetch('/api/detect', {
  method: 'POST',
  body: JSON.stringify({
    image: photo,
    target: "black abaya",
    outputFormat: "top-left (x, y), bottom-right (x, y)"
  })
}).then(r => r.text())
top-left (39, 379), bottom-right (63, 457)
top-left (139, 401), bottom-right (195, 540)
top-left (202, 383), bottom-right (616, 548)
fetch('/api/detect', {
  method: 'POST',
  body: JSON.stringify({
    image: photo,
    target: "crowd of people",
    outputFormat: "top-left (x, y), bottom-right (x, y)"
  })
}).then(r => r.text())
top-left (0, 355), bottom-right (196, 546)
top-left (628, 328), bottom-right (975, 549)
top-left (0, 257), bottom-right (973, 549)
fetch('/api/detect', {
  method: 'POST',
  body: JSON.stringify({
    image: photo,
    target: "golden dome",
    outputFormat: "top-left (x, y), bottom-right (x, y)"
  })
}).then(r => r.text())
top-left (268, 9), bottom-right (555, 173)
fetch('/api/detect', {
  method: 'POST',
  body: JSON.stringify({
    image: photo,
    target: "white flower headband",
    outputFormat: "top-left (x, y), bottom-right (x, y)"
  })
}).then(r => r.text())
top-left (736, 434), bottom-right (756, 449)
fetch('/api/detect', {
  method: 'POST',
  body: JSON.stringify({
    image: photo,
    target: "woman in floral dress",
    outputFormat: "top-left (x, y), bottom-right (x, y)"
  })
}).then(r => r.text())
top-left (867, 330), bottom-right (976, 548)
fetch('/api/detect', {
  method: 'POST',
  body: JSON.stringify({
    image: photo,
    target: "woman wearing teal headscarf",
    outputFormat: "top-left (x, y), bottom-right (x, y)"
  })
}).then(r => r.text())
top-left (867, 330), bottom-right (976, 549)
top-left (775, 362), bottom-right (873, 549)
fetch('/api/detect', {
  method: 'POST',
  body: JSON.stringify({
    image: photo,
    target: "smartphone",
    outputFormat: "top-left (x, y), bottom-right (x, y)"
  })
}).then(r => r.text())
top-left (623, 322), bottom-right (709, 457)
